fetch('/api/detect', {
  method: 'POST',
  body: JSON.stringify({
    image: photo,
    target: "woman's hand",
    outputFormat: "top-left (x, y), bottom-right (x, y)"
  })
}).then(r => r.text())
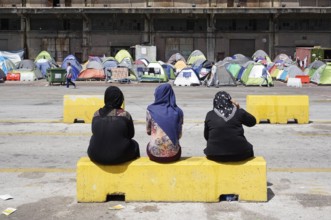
top-left (231, 99), bottom-right (240, 109)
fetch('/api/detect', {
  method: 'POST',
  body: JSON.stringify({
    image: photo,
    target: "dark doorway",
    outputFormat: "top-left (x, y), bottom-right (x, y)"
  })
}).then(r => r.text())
top-left (65, 0), bottom-right (71, 7)
top-left (230, 39), bottom-right (255, 57)
top-left (227, 0), bottom-right (234, 7)
top-left (53, 0), bottom-right (60, 7)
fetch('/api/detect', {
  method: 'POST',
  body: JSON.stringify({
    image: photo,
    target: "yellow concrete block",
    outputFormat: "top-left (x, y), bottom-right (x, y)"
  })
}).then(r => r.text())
top-left (63, 95), bottom-right (124, 123)
top-left (77, 157), bottom-right (267, 202)
top-left (246, 95), bottom-right (309, 124)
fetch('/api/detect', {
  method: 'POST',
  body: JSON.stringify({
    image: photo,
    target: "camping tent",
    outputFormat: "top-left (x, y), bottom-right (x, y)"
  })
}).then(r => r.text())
top-left (277, 65), bottom-right (304, 82)
top-left (0, 50), bottom-right (24, 65)
top-left (35, 51), bottom-right (57, 66)
top-left (211, 62), bottom-right (237, 87)
top-left (187, 50), bottom-right (206, 66)
top-left (35, 51), bottom-right (58, 76)
top-left (174, 60), bottom-right (187, 75)
top-left (310, 62), bottom-right (331, 85)
top-left (174, 67), bottom-right (200, 86)
top-left (191, 59), bottom-right (208, 79)
top-left (226, 63), bottom-right (242, 79)
top-left (140, 62), bottom-right (168, 82)
top-left (236, 60), bottom-right (255, 80)
top-left (229, 54), bottom-right (252, 65)
top-left (133, 58), bottom-right (149, 78)
top-left (240, 63), bottom-right (273, 86)
top-left (103, 57), bottom-right (119, 80)
top-left (162, 63), bottom-right (176, 80)
top-left (61, 55), bottom-right (82, 80)
top-left (14, 59), bottom-right (43, 80)
top-left (115, 49), bottom-right (133, 69)
top-left (35, 59), bottom-right (53, 77)
top-left (252, 49), bottom-right (272, 65)
top-left (167, 53), bottom-right (186, 65)
top-left (78, 60), bottom-right (105, 80)
top-left (0, 56), bottom-right (16, 75)
top-left (304, 60), bottom-right (325, 77)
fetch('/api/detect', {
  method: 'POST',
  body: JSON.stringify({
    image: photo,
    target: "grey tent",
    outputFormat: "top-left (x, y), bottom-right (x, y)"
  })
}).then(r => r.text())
top-left (167, 53), bottom-right (186, 65)
top-left (206, 62), bottom-right (237, 87)
top-left (216, 63), bottom-right (237, 86)
top-left (18, 59), bottom-right (35, 69)
top-left (222, 55), bottom-right (251, 65)
top-left (252, 50), bottom-right (269, 60)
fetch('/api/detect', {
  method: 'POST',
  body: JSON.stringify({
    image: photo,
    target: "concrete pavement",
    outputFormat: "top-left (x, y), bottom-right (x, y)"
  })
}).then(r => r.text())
top-left (0, 80), bottom-right (330, 219)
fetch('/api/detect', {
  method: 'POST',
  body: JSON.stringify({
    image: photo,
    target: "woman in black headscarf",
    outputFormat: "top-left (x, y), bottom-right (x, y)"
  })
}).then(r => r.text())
top-left (87, 86), bottom-right (140, 165)
top-left (204, 91), bottom-right (256, 162)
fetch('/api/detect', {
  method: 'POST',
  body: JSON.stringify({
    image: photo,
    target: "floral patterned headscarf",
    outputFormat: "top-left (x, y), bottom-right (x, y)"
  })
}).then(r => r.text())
top-left (213, 91), bottom-right (237, 121)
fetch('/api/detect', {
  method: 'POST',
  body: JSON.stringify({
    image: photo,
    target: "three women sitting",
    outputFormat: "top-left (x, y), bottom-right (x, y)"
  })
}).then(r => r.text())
top-left (87, 85), bottom-right (256, 165)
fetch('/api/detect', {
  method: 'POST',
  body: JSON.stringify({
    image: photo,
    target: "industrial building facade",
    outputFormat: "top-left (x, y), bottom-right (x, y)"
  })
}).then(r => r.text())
top-left (1, 0), bottom-right (331, 62)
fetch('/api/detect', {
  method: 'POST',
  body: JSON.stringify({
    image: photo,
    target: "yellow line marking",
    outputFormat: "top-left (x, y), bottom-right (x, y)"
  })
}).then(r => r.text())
top-left (0, 119), bottom-right (62, 123)
top-left (0, 168), bottom-right (75, 173)
top-left (1, 131), bottom-right (330, 137)
top-left (0, 168), bottom-right (330, 173)
top-left (268, 168), bottom-right (331, 172)
top-left (296, 133), bottom-right (330, 137)
top-left (0, 119), bottom-right (330, 124)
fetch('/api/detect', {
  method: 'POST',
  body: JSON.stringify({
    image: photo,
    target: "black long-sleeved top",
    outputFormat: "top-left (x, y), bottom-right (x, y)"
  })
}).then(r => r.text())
top-left (87, 109), bottom-right (137, 165)
top-left (204, 108), bottom-right (256, 157)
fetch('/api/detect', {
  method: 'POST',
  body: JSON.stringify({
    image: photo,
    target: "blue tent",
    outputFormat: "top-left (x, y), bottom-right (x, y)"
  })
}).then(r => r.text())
top-left (0, 56), bottom-right (16, 75)
top-left (61, 55), bottom-right (82, 80)
top-left (102, 58), bottom-right (118, 80)
top-left (35, 60), bottom-right (52, 77)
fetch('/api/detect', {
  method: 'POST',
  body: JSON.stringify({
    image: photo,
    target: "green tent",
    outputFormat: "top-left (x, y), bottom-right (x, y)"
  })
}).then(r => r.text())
top-left (115, 49), bottom-right (133, 64)
top-left (35, 50), bottom-right (55, 63)
top-left (310, 62), bottom-right (331, 85)
top-left (140, 62), bottom-right (168, 82)
top-left (226, 63), bottom-right (242, 79)
top-left (241, 63), bottom-right (273, 86)
top-left (187, 50), bottom-right (206, 66)
top-left (304, 60), bottom-right (325, 77)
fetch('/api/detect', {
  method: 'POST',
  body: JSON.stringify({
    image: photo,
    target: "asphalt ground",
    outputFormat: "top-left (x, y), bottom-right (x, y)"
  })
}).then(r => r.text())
top-left (0, 79), bottom-right (330, 220)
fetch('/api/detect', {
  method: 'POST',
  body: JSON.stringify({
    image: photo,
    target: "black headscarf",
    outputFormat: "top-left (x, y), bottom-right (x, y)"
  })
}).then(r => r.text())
top-left (99, 86), bottom-right (124, 117)
top-left (213, 91), bottom-right (237, 121)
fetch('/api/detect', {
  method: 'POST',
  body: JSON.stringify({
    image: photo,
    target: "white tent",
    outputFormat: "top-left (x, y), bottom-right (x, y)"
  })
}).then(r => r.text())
top-left (174, 67), bottom-right (200, 86)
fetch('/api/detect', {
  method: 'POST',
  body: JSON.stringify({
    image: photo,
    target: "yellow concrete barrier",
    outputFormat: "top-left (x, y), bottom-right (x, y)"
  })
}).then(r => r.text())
top-left (246, 95), bottom-right (309, 124)
top-left (77, 157), bottom-right (267, 202)
top-left (63, 95), bottom-right (124, 123)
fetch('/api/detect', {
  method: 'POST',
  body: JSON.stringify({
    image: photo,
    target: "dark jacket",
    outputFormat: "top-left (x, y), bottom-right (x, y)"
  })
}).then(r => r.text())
top-left (204, 108), bottom-right (256, 157)
top-left (87, 109), bottom-right (138, 165)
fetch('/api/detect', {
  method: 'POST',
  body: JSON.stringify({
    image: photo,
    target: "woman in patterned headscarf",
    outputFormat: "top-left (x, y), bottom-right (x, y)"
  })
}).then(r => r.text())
top-left (203, 91), bottom-right (256, 162)
top-left (146, 83), bottom-right (184, 163)
top-left (88, 86), bottom-right (140, 165)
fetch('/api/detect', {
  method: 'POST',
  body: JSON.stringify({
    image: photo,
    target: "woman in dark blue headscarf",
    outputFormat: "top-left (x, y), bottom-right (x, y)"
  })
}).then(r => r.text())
top-left (146, 83), bottom-right (184, 162)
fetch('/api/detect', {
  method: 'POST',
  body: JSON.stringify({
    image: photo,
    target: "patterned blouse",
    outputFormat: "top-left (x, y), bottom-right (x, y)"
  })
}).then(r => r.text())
top-left (146, 110), bottom-right (182, 157)
top-left (94, 108), bottom-right (131, 119)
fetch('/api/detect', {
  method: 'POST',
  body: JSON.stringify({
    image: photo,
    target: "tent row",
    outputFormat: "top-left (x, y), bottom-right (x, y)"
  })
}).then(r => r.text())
top-left (1, 49), bottom-right (331, 85)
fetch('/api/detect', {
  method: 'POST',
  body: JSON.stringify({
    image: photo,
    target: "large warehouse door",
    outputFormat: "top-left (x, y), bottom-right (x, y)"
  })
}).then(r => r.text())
top-left (42, 38), bottom-right (69, 62)
top-left (229, 39), bottom-right (255, 57)
top-left (165, 38), bottom-right (193, 61)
